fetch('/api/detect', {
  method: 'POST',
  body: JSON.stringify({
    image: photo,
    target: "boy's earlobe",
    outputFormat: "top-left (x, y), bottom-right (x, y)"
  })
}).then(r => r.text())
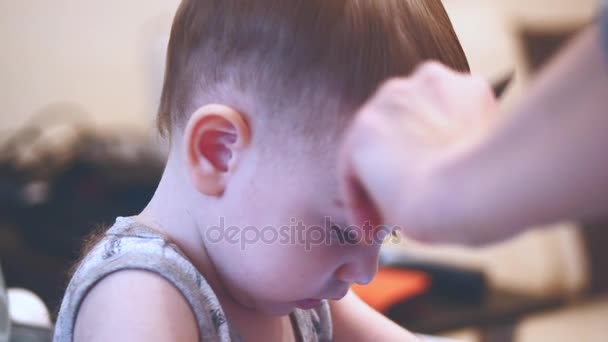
top-left (184, 104), bottom-right (250, 196)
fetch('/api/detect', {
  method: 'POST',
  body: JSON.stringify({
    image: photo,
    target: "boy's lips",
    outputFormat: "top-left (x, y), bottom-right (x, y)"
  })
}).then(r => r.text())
top-left (296, 288), bottom-right (350, 309)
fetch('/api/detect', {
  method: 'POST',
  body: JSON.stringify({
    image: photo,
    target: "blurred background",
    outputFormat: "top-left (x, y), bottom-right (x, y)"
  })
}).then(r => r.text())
top-left (0, 0), bottom-right (607, 341)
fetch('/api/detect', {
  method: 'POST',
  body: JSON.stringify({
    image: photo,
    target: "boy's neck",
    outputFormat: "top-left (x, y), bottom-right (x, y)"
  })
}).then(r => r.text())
top-left (138, 155), bottom-right (218, 289)
top-left (136, 157), bottom-right (292, 335)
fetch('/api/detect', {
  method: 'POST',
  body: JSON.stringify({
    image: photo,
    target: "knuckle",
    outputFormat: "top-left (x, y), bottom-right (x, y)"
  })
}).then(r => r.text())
top-left (373, 77), bottom-right (414, 104)
top-left (469, 74), bottom-right (489, 89)
top-left (381, 77), bottom-right (409, 93)
top-left (415, 61), bottom-right (448, 81)
top-left (470, 74), bottom-right (495, 100)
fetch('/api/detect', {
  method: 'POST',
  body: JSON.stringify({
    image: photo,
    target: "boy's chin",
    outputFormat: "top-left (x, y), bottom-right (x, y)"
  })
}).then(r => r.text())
top-left (247, 300), bottom-right (304, 316)
top-left (257, 302), bottom-right (298, 316)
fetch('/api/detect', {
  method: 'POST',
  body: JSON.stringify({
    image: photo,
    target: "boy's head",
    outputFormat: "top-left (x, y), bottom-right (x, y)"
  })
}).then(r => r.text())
top-left (157, 0), bottom-right (468, 314)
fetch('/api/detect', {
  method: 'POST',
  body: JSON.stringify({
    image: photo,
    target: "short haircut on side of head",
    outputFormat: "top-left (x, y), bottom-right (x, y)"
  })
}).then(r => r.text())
top-left (157, 0), bottom-right (470, 137)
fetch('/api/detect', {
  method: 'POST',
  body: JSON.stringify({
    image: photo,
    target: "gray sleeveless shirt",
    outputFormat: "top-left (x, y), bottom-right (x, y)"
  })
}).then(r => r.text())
top-left (54, 217), bottom-right (333, 342)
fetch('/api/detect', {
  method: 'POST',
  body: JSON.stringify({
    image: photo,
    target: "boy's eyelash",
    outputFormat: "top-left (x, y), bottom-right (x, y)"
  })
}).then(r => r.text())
top-left (331, 223), bottom-right (399, 242)
top-left (330, 223), bottom-right (358, 244)
top-left (330, 223), bottom-right (345, 233)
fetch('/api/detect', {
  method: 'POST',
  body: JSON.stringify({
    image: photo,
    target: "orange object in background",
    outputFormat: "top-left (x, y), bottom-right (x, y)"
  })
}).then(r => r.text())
top-left (351, 267), bottom-right (431, 313)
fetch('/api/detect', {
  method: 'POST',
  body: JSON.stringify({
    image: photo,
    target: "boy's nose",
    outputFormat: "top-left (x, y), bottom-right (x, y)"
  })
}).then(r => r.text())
top-left (334, 246), bottom-right (380, 285)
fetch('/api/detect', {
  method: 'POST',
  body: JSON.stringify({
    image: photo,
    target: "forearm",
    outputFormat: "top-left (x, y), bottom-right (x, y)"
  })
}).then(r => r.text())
top-left (444, 25), bottom-right (608, 241)
top-left (330, 291), bottom-right (420, 342)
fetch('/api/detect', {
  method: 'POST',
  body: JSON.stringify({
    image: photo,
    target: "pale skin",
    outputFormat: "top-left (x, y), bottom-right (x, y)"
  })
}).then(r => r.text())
top-left (74, 103), bottom-right (420, 340)
top-left (340, 25), bottom-right (608, 246)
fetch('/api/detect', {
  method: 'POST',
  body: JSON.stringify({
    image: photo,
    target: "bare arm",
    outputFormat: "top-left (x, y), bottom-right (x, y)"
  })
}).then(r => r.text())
top-left (442, 24), bottom-right (608, 243)
top-left (330, 290), bottom-right (420, 341)
top-left (340, 24), bottom-right (608, 245)
top-left (74, 270), bottom-right (199, 342)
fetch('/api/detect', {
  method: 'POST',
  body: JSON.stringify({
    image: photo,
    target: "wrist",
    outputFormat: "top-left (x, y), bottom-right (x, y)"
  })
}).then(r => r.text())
top-left (420, 125), bottom-right (515, 245)
top-left (399, 144), bottom-right (479, 244)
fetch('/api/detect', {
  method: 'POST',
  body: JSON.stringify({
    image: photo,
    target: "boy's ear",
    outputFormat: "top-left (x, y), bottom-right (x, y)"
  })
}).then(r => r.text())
top-left (184, 104), bottom-right (251, 197)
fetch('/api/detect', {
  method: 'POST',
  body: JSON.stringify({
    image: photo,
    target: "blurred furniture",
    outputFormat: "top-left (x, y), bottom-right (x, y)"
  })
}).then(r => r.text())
top-left (0, 264), bottom-right (9, 342)
top-left (391, 289), bottom-right (564, 342)
top-left (8, 324), bottom-right (52, 342)
top-left (366, 254), bottom-right (566, 342)
top-left (4, 288), bottom-right (52, 342)
top-left (580, 219), bottom-right (608, 295)
top-left (0, 121), bottom-right (164, 314)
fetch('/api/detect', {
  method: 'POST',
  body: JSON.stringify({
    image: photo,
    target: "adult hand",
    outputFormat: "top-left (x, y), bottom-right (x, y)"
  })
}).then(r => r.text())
top-left (339, 62), bottom-right (498, 244)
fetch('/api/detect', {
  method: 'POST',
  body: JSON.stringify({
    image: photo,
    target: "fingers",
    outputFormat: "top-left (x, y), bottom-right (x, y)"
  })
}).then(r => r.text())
top-left (338, 61), bottom-right (498, 243)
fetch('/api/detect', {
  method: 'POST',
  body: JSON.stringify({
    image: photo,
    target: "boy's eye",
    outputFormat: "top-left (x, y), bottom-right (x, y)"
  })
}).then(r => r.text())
top-left (330, 224), bottom-right (359, 245)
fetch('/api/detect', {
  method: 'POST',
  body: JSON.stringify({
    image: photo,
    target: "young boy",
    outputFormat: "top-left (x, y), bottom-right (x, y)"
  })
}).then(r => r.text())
top-left (55, 0), bottom-right (469, 341)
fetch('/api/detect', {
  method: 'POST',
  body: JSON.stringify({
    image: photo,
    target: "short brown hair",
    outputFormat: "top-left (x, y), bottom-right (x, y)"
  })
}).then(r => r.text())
top-left (157, 0), bottom-right (469, 137)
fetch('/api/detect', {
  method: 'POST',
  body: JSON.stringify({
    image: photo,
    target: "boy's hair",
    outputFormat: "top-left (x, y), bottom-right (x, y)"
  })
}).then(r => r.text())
top-left (157, 0), bottom-right (469, 137)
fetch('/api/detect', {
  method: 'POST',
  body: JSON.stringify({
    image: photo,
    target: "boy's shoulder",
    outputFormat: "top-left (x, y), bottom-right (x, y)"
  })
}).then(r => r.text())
top-left (72, 269), bottom-right (199, 342)
top-left (54, 217), bottom-right (235, 342)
